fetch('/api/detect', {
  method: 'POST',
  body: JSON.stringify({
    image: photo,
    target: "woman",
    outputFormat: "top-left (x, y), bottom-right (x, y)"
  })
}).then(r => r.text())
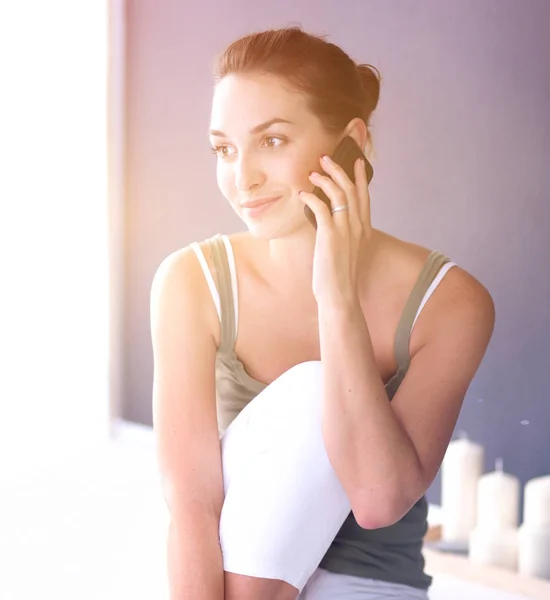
top-left (150, 26), bottom-right (495, 600)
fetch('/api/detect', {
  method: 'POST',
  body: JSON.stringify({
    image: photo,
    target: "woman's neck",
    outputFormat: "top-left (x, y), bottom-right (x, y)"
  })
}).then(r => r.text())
top-left (245, 228), bottom-right (383, 300)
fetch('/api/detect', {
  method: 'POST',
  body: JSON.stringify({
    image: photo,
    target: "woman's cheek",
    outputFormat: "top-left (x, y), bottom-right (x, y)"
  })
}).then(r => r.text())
top-left (290, 158), bottom-right (315, 190)
top-left (216, 166), bottom-right (233, 198)
top-left (278, 152), bottom-right (305, 186)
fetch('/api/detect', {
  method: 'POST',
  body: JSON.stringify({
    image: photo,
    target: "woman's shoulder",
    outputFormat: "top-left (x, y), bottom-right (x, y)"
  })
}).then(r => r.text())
top-left (157, 232), bottom-right (255, 287)
top-left (162, 232), bottom-right (236, 278)
top-left (154, 241), bottom-right (210, 282)
top-left (152, 241), bottom-right (222, 345)
top-left (398, 235), bottom-right (491, 306)
top-left (379, 233), bottom-right (494, 347)
top-left (374, 230), bottom-right (475, 292)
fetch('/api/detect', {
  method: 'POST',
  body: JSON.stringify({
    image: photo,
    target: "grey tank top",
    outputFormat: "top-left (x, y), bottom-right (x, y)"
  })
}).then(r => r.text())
top-left (193, 233), bottom-right (455, 591)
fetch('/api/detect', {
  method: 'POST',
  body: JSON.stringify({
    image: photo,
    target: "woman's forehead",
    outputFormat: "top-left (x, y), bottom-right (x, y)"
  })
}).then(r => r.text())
top-left (210, 74), bottom-right (312, 134)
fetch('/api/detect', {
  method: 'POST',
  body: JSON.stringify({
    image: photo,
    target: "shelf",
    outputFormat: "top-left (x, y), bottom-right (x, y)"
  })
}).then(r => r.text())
top-left (423, 546), bottom-right (550, 600)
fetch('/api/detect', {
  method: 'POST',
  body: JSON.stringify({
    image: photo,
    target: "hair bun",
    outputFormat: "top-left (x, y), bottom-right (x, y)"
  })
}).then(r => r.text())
top-left (357, 64), bottom-right (381, 114)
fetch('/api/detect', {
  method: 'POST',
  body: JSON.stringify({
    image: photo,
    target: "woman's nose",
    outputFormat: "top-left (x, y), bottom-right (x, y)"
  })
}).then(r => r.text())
top-left (234, 155), bottom-right (265, 191)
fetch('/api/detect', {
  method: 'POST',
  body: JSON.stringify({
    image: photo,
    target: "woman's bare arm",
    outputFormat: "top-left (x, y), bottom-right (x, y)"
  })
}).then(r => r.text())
top-left (150, 248), bottom-right (224, 600)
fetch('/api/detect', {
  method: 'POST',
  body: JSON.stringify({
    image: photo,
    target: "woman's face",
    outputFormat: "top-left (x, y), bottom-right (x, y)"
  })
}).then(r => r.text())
top-left (209, 72), bottom-right (339, 239)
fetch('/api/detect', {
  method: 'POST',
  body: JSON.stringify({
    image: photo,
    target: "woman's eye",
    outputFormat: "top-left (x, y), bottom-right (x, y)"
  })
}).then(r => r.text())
top-left (211, 137), bottom-right (284, 157)
top-left (263, 136), bottom-right (284, 148)
top-left (211, 145), bottom-right (234, 158)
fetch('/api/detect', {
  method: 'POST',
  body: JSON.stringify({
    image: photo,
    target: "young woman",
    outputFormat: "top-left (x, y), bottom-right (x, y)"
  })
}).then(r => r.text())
top-left (150, 27), bottom-right (495, 600)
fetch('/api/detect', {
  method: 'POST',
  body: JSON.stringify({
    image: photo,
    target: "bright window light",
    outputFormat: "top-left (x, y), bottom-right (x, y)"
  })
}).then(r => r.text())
top-left (0, 2), bottom-right (111, 466)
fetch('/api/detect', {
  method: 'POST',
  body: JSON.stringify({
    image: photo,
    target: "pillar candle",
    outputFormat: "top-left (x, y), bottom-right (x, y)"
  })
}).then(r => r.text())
top-left (476, 458), bottom-right (520, 529)
top-left (441, 432), bottom-right (484, 543)
top-left (518, 524), bottom-right (550, 579)
top-left (467, 459), bottom-right (520, 570)
top-left (518, 475), bottom-right (550, 579)
top-left (469, 526), bottom-right (518, 570)
top-left (523, 475), bottom-right (550, 527)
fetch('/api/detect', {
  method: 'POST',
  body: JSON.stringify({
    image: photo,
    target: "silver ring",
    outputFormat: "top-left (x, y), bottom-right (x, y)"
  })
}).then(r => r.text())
top-left (330, 204), bottom-right (349, 214)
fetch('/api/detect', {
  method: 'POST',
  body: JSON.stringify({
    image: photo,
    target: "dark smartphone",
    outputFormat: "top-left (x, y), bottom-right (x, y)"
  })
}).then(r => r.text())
top-left (304, 136), bottom-right (374, 229)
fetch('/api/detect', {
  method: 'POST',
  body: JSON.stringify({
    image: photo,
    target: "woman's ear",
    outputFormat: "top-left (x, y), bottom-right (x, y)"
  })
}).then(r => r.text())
top-left (343, 117), bottom-right (369, 154)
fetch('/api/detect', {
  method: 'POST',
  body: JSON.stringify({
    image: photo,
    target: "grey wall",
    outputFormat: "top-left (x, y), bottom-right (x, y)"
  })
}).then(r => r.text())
top-left (123, 0), bottom-right (550, 505)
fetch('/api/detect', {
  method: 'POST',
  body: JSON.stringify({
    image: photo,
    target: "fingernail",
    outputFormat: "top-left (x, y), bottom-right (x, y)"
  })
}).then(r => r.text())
top-left (321, 155), bottom-right (330, 163)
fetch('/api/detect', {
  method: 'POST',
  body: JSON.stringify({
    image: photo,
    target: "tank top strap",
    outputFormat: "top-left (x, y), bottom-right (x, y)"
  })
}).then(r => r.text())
top-left (205, 234), bottom-right (237, 354)
top-left (386, 251), bottom-right (451, 398)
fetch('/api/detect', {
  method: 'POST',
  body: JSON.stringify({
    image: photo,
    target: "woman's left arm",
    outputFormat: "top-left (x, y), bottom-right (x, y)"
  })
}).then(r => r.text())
top-left (300, 153), bottom-right (495, 530)
top-left (318, 272), bottom-right (494, 530)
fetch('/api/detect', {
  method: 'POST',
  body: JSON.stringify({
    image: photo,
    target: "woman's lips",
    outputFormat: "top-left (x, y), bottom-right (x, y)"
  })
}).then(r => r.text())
top-left (241, 196), bottom-right (281, 218)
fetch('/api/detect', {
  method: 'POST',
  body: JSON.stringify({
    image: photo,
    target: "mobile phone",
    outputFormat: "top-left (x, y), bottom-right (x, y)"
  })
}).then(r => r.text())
top-left (304, 136), bottom-right (374, 229)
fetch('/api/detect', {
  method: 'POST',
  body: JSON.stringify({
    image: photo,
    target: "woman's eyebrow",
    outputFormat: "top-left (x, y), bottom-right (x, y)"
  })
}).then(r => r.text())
top-left (209, 117), bottom-right (294, 138)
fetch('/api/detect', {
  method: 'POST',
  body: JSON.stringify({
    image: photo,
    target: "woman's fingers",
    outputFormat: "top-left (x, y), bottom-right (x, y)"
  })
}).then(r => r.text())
top-left (354, 156), bottom-right (371, 228)
top-left (299, 190), bottom-right (333, 231)
top-left (308, 172), bottom-right (350, 229)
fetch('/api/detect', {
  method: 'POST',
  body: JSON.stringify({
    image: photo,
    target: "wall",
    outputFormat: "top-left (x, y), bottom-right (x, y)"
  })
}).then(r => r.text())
top-left (123, 0), bottom-right (550, 504)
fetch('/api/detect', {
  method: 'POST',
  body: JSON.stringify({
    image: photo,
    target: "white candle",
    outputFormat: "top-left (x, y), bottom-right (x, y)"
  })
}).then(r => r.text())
top-left (441, 432), bottom-right (484, 542)
top-left (467, 459), bottom-right (520, 571)
top-left (477, 459), bottom-right (520, 529)
top-left (523, 475), bottom-right (550, 527)
top-left (518, 524), bottom-right (550, 579)
top-left (469, 526), bottom-right (518, 570)
top-left (518, 475), bottom-right (550, 580)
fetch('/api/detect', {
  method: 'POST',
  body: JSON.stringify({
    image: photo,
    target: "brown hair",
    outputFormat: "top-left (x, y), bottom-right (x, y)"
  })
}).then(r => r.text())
top-left (213, 26), bottom-right (381, 151)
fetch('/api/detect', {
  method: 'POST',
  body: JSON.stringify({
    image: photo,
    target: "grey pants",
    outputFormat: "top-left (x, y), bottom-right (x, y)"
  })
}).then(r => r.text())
top-left (299, 568), bottom-right (429, 599)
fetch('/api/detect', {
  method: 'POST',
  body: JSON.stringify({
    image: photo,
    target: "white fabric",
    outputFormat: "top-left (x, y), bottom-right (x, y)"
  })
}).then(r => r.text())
top-left (219, 361), bottom-right (351, 592)
top-left (412, 261), bottom-right (457, 329)
top-left (190, 242), bottom-right (220, 319)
